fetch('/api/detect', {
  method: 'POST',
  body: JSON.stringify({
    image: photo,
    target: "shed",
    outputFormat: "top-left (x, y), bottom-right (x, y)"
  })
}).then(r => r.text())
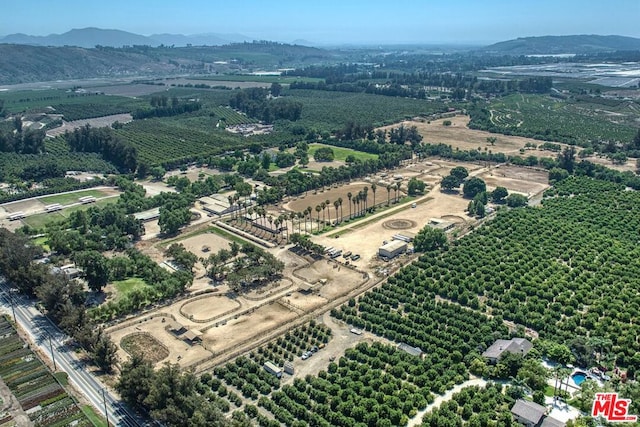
top-left (182, 329), bottom-right (202, 344)
top-left (510, 399), bottom-right (546, 427)
top-left (379, 240), bottom-right (407, 259)
top-left (167, 321), bottom-right (186, 335)
top-left (133, 207), bottom-right (161, 222)
top-left (428, 218), bottom-right (455, 232)
top-left (398, 343), bottom-right (423, 358)
top-left (298, 283), bottom-right (315, 293)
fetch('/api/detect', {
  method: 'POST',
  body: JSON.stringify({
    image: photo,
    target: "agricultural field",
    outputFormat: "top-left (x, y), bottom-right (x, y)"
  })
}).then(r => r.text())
top-left (482, 93), bottom-right (638, 145)
top-left (0, 317), bottom-right (92, 426)
top-left (403, 176), bottom-right (640, 365)
top-left (288, 89), bottom-right (450, 132)
top-left (113, 118), bottom-right (246, 165)
top-left (0, 88), bottom-right (144, 118)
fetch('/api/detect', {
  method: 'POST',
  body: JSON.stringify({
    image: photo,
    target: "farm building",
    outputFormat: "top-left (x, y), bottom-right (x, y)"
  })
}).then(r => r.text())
top-left (167, 321), bottom-right (186, 335)
top-left (50, 264), bottom-right (83, 280)
top-left (379, 240), bottom-right (407, 259)
top-left (397, 343), bottom-right (423, 358)
top-left (133, 207), bottom-right (160, 222)
top-left (427, 218), bottom-right (455, 232)
top-left (482, 338), bottom-right (532, 363)
top-left (182, 329), bottom-right (202, 345)
top-left (298, 283), bottom-right (316, 293)
top-left (199, 194), bottom-right (244, 216)
top-left (264, 361), bottom-right (282, 378)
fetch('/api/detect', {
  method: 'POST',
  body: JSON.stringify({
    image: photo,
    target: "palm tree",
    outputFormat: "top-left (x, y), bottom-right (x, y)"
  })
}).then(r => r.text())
top-left (338, 197), bottom-right (343, 222)
top-left (394, 183), bottom-right (399, 203)
top-left (315, 205), bottom-right (321, 232)
top-left (325, 199), bottom-right (330, 222)
top-left (321, 201), bottom-right (326, 224)
top-left (363, 187), bottom-right (369, 212)
top-left (371, 183), bottom-right (377, 210)
top-left (228, 195), bottom-right (234, 219)
top-left (386, 184), bottom-right (392, 206)
top-left (274, 217), bottom-right (281, 241)
top-left (396, 182), bottom-right (402, 203)
top-left (352, 197), bottom-right (357, 219)
top-left (347, 192), bottom-right (353, 219)
top-left (333, 200), bottom-right (339, 225)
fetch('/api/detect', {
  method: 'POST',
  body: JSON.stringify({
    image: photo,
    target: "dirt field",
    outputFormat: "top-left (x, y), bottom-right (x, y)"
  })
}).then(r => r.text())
top-left (478, 164), bottom-right (549, 195)
top-left (202, 301), bottom-right (298, 353)
top-left (109, 316), bottom-right (212, 367)
top-left (46, 113), bottom-right (132, 137)
top-left (380, 115), bottom-right (569, 159)
top-left (180, 296), bottom-right (241, 322)
top-left (284, 181), bottom-right (399, 219)
top-left (120, 332), bottom-right (169, 364)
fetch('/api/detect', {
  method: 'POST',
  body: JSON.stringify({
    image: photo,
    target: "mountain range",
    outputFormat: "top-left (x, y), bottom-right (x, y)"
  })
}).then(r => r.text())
top-left (0, 27), bottom-right (252, 48)
top-left (482, 35), bottom-right (640, 55)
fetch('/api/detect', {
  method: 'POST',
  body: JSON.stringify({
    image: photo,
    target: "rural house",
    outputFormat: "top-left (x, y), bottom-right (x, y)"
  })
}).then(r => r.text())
top-left (482, 337), bottom-right (532, 363)
top-left (510, 400), bottom-right (546, 427)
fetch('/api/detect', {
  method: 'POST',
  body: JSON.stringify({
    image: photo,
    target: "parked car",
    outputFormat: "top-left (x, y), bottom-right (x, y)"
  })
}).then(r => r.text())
top-left (351, 254), bottom-right (361, 261)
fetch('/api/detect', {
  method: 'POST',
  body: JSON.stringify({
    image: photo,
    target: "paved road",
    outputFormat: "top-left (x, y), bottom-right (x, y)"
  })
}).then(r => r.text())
top-left (0, 280), bottom-right (142, 427)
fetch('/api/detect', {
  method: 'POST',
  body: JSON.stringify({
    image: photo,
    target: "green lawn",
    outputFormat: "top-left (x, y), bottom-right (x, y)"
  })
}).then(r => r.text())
top-left (22, 212), bottom-right (64, 229)
top-left (21, 197), bottom-right (117, 229)
top-left (308, 143), bottom-right (378, 162)
top-left (112, 278), bottom-right (150, 302)
top-left (32, 236), bottom-right (51, 252)
top-left (39, 189), bottom-right (106, 206)
top-left (81, 405), bottom-right (108, 427)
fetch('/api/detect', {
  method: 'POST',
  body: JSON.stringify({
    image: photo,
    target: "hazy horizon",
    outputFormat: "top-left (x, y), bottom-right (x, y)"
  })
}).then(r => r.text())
top-left (1, 0), bottom-right (639, 45)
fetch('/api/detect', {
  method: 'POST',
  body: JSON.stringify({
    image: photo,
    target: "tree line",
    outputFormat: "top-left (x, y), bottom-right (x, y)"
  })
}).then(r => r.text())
top-left (0, 229), bottom-right (118, 372)
top-left (0, 117), bottom-right (46, 154)
top-left (229, 87), bottom-right (302, 124)
top-left (65, 124), bottom-right (137, 172)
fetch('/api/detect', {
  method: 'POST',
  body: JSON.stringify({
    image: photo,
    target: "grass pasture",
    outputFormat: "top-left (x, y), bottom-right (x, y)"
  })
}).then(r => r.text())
top-left (111, 278), bottom-right (151, 303)
top-left (38, 189), bottom-right (106, 205)
top-left (308, 143), bottom-right (378, 162)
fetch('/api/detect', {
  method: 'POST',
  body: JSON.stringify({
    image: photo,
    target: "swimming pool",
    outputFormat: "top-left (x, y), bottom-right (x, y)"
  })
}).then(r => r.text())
top-left (572, 372), bottom-right (587, 386)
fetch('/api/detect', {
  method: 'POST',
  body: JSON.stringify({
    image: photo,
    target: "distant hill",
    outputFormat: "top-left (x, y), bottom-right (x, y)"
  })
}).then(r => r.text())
top-left (481, 35), bottom-right (640, 55)
top-left (0, 27), bottom-right (251, 48)
top-left (0, 42), bottom-right (333, 84)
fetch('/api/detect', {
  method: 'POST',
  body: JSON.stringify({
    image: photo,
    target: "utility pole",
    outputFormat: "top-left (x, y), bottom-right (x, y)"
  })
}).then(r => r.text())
top-left (47, 333), bottom-right (57, 371)
top-left (102, 388), bottom-right (109, 427)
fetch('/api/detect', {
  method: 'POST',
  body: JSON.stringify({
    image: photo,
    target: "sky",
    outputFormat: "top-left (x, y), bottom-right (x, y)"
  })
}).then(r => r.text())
top-left (1, 0), bottom-right (639, 45)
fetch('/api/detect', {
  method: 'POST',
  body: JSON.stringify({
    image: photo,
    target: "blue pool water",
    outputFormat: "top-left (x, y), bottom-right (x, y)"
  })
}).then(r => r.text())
top-left (572, 372), bottom-right (587, 386)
